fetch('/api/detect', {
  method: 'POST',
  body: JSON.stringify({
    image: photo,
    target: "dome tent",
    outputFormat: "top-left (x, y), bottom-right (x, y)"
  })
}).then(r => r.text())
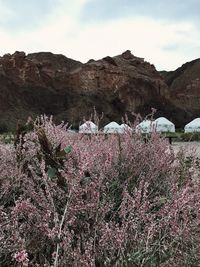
top-left (154, 117), bottom-right (175, 133)
top-left (103, 121), bottom-right (122, 134)
top-left (120, 123), bottom-right (132, 133)
top-left (136, 120), bottom-right (154, 133)
top-left (79, 121), bottom-right (98, 134)
top-left (184, 118), bottom-right (200, 133)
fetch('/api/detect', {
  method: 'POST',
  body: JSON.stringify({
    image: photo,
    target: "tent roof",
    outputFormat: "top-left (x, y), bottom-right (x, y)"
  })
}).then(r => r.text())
top-left (154, 117), bottom-right (174, 125)
top-left (120, 123), bottom-right (132, 132)
top-left (103, 121), bottom-right (122, 133)
top-left (104, 121), bottom-right (120, 128)
top-left (79, 121), bottom-right (98, 133)
top-left (185, 118), bottom-right (200, 127)
top-left (79, 121), bottom-right (97, 128)
top-left (137, 120), bottom-right (153, 126)
top-left (121, 123), bottom-right (131, 128)
top-left (135, 120), bottom-right (154, 133)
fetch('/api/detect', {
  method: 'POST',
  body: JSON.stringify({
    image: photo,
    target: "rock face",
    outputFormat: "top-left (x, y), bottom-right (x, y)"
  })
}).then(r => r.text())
top-left (161, 58), bottom-right (200, 127)
top-left (0, 50), bottom-right (181, 131)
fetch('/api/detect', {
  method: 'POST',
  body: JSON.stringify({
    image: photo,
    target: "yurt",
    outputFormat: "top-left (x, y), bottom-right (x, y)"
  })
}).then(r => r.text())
top-left (103, 122), bottom-right (122, 134)
top-left (120, 124), bottom-right (132, 133)
top-left (154, 117), bottom-right (175, 133)
top-left (184, 118), bottom-right (200, 133)
top-left (79, 121), bottom-right (98, 134)
top-left (67, 129), bottom-right (77, 134)
top-left (136, 120), bottom-right (154, 133)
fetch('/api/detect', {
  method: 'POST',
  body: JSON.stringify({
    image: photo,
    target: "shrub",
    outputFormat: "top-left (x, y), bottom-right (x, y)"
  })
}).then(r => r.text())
top-left (0, 133), bottom-right (14, 144)
top-left (0, 115), bottom-right (200, 266)
top-left (179, 132), bottom-right (200, 141)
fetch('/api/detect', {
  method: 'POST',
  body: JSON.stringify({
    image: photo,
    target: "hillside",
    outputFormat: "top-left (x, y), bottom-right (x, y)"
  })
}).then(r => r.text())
top-left (0, 50), bottom-right (190, 131)
top-left (160, 58), bottom-right (200, 126)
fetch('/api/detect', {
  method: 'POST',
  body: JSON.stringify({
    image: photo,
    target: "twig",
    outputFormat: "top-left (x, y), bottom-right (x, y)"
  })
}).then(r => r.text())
top-left (53, 188), bottom-right (72, 267)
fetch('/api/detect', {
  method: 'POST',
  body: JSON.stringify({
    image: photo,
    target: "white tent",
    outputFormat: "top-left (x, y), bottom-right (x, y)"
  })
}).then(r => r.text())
top-left (120, 123), bottom-right (132, 133)
top-left (79, 121), bottom-right (98, 134)
top-left (103, 121), bottom-right (122, 134)
top-left (184, 118), bottom-right (200, 133)
top-left (154, 117), bottom-right (175, 133)
top-left (136, 120), bottom-right (154, 133)
top-left (67, 129), bottom-right (77, 134)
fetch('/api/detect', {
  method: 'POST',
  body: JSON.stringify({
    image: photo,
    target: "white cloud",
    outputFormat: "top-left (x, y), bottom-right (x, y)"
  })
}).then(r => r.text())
top-left (0, 0), bottom-right (199, 70)
top-left (66, 17), bottom-right (197, 70)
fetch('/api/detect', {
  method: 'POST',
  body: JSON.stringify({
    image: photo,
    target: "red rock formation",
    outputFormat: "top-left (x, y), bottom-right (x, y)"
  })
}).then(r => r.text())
top-left (161, 58), bottom-right (200, 127)
top-left (0, 50), bottom-right (177, 131)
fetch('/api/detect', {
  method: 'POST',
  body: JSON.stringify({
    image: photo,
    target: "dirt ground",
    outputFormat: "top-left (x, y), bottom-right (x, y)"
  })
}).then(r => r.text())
top-left (1, 140), bottom-right (200, 158)
top-left (172, 141), bottom-right (200, 157)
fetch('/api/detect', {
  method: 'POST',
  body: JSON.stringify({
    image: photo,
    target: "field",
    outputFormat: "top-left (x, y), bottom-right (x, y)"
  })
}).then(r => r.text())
top-left (172, 141), bottom-right (200, 157)
top-left (0, 120), bottom-right (200, 266)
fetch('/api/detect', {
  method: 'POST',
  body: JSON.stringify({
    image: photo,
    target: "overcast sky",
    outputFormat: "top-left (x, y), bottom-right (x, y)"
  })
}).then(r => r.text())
top-left (0, 0), bottom-right (199, 70)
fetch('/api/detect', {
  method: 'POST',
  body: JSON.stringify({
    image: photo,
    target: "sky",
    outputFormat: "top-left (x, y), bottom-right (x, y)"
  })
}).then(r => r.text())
top-left (0, 0), bottom-right (200, 70)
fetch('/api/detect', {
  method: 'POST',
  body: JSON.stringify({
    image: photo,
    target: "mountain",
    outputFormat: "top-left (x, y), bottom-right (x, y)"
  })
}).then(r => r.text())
top-left (0, 50), bottom-right (191, 131)
top-left (160, 58), bottom-right (200, 127)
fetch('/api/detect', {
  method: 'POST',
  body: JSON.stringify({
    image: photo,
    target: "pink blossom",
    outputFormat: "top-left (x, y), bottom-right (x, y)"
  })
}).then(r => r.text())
top-left (14, 250), bottom-right (29, 266)
top-left (0, 115), bottom-right (199, 266)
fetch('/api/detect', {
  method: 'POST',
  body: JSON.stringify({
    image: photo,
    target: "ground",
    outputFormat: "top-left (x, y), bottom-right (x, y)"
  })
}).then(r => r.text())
top-left (172, 141), bottom-right (200, 157)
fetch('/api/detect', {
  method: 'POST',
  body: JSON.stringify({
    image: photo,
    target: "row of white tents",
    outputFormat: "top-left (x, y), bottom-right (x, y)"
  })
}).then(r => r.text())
top-left (79, 121), bottom-right (131, 134)
top-left (79, 117), bottom-right (200, 134)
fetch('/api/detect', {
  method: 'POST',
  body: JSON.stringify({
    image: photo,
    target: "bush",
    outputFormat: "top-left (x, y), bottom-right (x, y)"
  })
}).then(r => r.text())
top-left (0, 133), bottom-right (14, 144)
top-left (0, 115), bottom-right (200, 266)
top-left (179, 132), bottom-right (200, 141)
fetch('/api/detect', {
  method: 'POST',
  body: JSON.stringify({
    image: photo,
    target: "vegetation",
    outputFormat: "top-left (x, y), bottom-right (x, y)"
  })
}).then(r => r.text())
top-left (0, 116), bottom-right (200, 266)
top-left (161, 131), bottom-right (200, 142)
top-left (0, 133), bottom-right (14, 144)
top-left (179, 131), bottom-right (200, 141)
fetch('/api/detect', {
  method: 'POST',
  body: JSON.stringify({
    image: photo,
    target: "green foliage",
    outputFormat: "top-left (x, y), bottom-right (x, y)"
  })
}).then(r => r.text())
top-left (179, 132), bottom-right (200, 141)
top-left (127, 245), bottom-right (171, 267)
top-left (159, 131), bottom-right (200, 142)
top-left (47, 167), bottom-right (57, 178)
top-left (64, 145), bottom-right (72, 154)
top-left (0, 133), bottom-right (14, 144)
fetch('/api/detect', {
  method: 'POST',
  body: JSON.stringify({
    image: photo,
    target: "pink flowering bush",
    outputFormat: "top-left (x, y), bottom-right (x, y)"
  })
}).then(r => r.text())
top-left (14, 250), bottom-right (29, 266)
top-left (0, 115), bottom-right (200, 266)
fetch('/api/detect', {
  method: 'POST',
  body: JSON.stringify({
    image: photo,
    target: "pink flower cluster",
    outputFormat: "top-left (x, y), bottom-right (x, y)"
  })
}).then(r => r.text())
top-left (14, 250), bottom-right (29, 266)
top-left (0, 115), bottom-right (199, 266)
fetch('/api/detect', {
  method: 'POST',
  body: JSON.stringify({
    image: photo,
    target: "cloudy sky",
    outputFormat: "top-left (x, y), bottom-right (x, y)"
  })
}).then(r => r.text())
top-left (0, 0), bottom-right (199, 70)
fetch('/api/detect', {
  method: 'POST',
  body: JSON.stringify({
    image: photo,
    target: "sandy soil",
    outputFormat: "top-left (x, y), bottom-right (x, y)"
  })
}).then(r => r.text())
top-left (1, 140), bottom-right (200, 158)
top-left (172, 141), bottom-right (200, 157)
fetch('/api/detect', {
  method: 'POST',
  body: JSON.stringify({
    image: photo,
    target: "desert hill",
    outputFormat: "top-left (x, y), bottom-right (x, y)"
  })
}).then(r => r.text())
top-left (0, 50), bottom-right (197, 131)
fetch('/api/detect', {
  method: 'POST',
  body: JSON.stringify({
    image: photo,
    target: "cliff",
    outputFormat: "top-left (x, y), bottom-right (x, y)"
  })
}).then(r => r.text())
top-left (160, 58), bottom-right (200, 127)
top-left (0, 50), bottom-right (185, 131)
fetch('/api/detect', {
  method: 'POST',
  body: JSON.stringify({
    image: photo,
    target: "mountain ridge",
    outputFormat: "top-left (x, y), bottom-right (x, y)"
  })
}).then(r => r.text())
top-left (0, 50), bottom-right (198, 131)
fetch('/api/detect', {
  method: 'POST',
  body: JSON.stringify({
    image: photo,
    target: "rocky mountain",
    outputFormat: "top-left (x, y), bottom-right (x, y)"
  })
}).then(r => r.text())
top-left (0, 50), bottom-right (191, 131)
top-left (160, 58), bottom-right (200, 127)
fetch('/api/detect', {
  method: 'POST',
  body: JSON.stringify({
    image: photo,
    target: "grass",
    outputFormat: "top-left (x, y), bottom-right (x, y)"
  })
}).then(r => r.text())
top-left (0, 133), bottom-right (15, 144)
top-left (143, 131), bottom-right (200, 142)
top-left (1, 130), bottom-right (200, 145)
